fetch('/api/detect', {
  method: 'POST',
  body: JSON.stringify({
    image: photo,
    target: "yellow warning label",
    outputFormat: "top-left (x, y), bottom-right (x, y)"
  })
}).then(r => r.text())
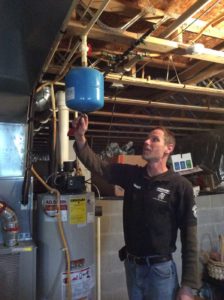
top-left (69, 197), bottom-right (86, 224)
top-left (23, 247), bottom-right (33, 252)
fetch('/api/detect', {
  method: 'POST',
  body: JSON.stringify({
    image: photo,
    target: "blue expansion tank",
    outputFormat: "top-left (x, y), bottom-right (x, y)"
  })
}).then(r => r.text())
top-left (65, 67), bottom-right (104, 113)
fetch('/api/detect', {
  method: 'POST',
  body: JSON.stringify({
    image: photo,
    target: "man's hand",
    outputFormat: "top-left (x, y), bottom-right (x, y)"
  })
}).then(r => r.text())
top-left (176, 286), bottom-right (194, 300)
top-left (71, 114), bottom-right (88, 148)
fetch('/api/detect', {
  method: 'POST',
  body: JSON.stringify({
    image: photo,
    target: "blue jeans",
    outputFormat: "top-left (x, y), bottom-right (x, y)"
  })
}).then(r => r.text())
top-left (124, 259), bottom-right (179, 300)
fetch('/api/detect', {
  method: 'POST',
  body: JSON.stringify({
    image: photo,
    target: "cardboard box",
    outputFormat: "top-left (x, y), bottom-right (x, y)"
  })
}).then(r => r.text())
top-left (92, 155), bottom-right (146, 197)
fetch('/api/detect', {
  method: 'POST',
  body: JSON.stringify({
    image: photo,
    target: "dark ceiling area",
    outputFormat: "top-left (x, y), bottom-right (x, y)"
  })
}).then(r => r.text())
top-left (31, 0), bottom-right (224, 155)
top-left (0, 0), bottom-right (76, 122)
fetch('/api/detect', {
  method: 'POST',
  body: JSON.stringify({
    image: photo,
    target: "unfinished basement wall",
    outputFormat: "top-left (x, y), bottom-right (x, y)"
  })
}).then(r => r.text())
top-left (96, 193), bottom-right (224, 300)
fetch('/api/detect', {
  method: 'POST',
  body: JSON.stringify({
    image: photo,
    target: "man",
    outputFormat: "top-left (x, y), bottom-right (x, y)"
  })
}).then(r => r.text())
top-left (72, 114), bottom-right (198, 300)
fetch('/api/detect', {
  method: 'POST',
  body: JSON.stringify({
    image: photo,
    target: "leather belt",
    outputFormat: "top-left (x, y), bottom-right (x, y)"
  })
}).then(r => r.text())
top-left (126, 253), bottom-right (172, 265)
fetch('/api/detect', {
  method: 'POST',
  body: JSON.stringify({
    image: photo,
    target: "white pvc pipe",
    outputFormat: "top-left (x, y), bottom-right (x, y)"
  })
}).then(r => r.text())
top-left (96, 216), bottom-right (101, 300)
top-left (56, 91), bottom-right (70, 170)
top-left (59, 0), bottom-right (111, 76)
top-left (81, 35), bottom-right (88, 67)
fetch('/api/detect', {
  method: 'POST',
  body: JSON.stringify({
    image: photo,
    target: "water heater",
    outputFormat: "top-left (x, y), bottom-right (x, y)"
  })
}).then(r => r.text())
top-left (36, 192), bottom-right (96, 300)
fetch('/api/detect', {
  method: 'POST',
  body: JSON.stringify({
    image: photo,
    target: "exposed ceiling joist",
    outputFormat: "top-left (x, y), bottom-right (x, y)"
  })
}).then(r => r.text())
top-left (105, 73), bottom-right (224, 97)
top-left (91, 111), bottom-right (224, 125)
top-left (33, 0), bottom-right (224, 154)
top-left (159, 0), bottom-right (213, 39)
top-left (68, 21), bottom-right (224, 64)
top-left (176, 61), bottom-right (223, 83)
top-left (88, 121), bottom-right (212, 132)
top-left (81, 0), bottom-right (224, 40)
top-left (104, 96), bottom-right (224, 113)
top-left (185, 64), bottom-right (224, 84)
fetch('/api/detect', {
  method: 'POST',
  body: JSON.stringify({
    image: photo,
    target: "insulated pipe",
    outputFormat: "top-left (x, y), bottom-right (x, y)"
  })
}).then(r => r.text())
top-left (56, 91), bottom-right (70, 170)
top-left (0, 201), bottom-right (19, 247)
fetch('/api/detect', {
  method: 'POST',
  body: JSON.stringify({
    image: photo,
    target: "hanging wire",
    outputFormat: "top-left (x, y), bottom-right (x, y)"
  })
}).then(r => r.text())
top-left (170, 55), bottom-right (182, 84)
top-left (107, 92), bottom-right (118, 146)
top-left (166, 56), bottom-right (171, 82)
top-left (105, 57), bottom-right (154, 144)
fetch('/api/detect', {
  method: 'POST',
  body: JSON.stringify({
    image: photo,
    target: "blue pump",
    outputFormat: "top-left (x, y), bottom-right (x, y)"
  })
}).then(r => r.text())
top-left (65, 67), bottom-right (104, 113)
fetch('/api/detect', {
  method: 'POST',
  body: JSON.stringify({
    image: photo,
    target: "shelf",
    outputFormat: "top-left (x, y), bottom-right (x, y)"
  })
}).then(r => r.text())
top-left (178, 165), bottom-right (203, 176)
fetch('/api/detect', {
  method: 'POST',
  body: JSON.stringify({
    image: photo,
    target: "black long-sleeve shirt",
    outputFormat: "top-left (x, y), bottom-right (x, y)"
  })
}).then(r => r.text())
top-left (74, 141), bottom-right (199, 289)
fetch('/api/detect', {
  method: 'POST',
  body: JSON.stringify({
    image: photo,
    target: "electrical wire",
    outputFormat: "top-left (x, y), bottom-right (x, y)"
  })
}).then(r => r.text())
top-left (85, 179), bottom-right (101, 200)
top-left (31, 166), bottom-right (72, 300)
top-left (170, 55), bottom-right (182, 84)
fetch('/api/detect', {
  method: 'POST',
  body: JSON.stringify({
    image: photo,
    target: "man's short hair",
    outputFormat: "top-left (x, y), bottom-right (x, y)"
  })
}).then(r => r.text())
top-left (153, 127), bottom-right (176, 148)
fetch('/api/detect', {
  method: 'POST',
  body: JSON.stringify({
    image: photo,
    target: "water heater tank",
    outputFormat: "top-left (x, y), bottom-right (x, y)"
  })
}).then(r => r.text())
top-left (65, 67), bottom-right (104, 113)
top-left (36, 192), bottom-right (96, 300)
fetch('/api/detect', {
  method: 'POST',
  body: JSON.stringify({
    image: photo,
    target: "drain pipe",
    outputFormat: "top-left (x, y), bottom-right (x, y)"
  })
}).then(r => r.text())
top-left (0, 201), bottom-right (19, 247)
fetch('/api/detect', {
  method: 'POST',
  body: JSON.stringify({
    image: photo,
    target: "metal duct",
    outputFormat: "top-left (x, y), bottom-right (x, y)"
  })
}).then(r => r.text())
top-left (0, 0), bottom-right (78, 122)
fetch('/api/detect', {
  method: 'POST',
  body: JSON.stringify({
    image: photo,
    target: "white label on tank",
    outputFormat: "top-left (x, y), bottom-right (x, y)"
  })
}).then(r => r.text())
top-left (43, 198), bottom-right (68, 222)
top-left (62, 265), bottom-right (95, 300)
top-left (87, 212), bottom-right (94, 223)
top-left (66, 87), bottom-right (75, 101)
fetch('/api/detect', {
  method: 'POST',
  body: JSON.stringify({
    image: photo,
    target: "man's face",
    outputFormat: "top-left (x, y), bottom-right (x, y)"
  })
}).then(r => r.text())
top-left (142, 129), bottom-right (172, 162)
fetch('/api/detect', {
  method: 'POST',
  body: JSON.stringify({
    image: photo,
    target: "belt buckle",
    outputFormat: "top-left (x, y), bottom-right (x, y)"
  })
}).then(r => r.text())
top-left (127, 253), bottom-right (140, 264)
top-left (135, 255), bottom-right (147, 265)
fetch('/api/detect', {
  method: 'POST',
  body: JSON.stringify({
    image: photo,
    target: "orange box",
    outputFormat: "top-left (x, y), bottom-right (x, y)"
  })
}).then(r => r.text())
top-left (92, 155), bottom-right (146, 197)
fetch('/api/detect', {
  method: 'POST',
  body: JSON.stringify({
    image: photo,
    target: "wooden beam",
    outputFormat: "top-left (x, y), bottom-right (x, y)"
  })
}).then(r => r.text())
top-left (89, 121), bottom-right (211, 132)
top-left (90, 111), bottom-right (224, 125)
top-left (81, 0), bottom-right (224, 40)
top-left (67, 21), bottom-right (224, 64)
top-left (87, 129), bottom-right (187, 137)
top-left (173, 42), bottom-right (224, 83)
top-left (89, 129), bottom-right (147, 135)
top-left (185, 64), bottom-right (224, 84)
top-left (47, 57), bottom-right (187, 75)
top-left (159, 0), bottom-right (213, 39)
top-left (104, 96), bottom-right (224, 113)
top-left (86, 134), bottom-right (185, 140)
top-left (105, 73), bottom-right (224, 97)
